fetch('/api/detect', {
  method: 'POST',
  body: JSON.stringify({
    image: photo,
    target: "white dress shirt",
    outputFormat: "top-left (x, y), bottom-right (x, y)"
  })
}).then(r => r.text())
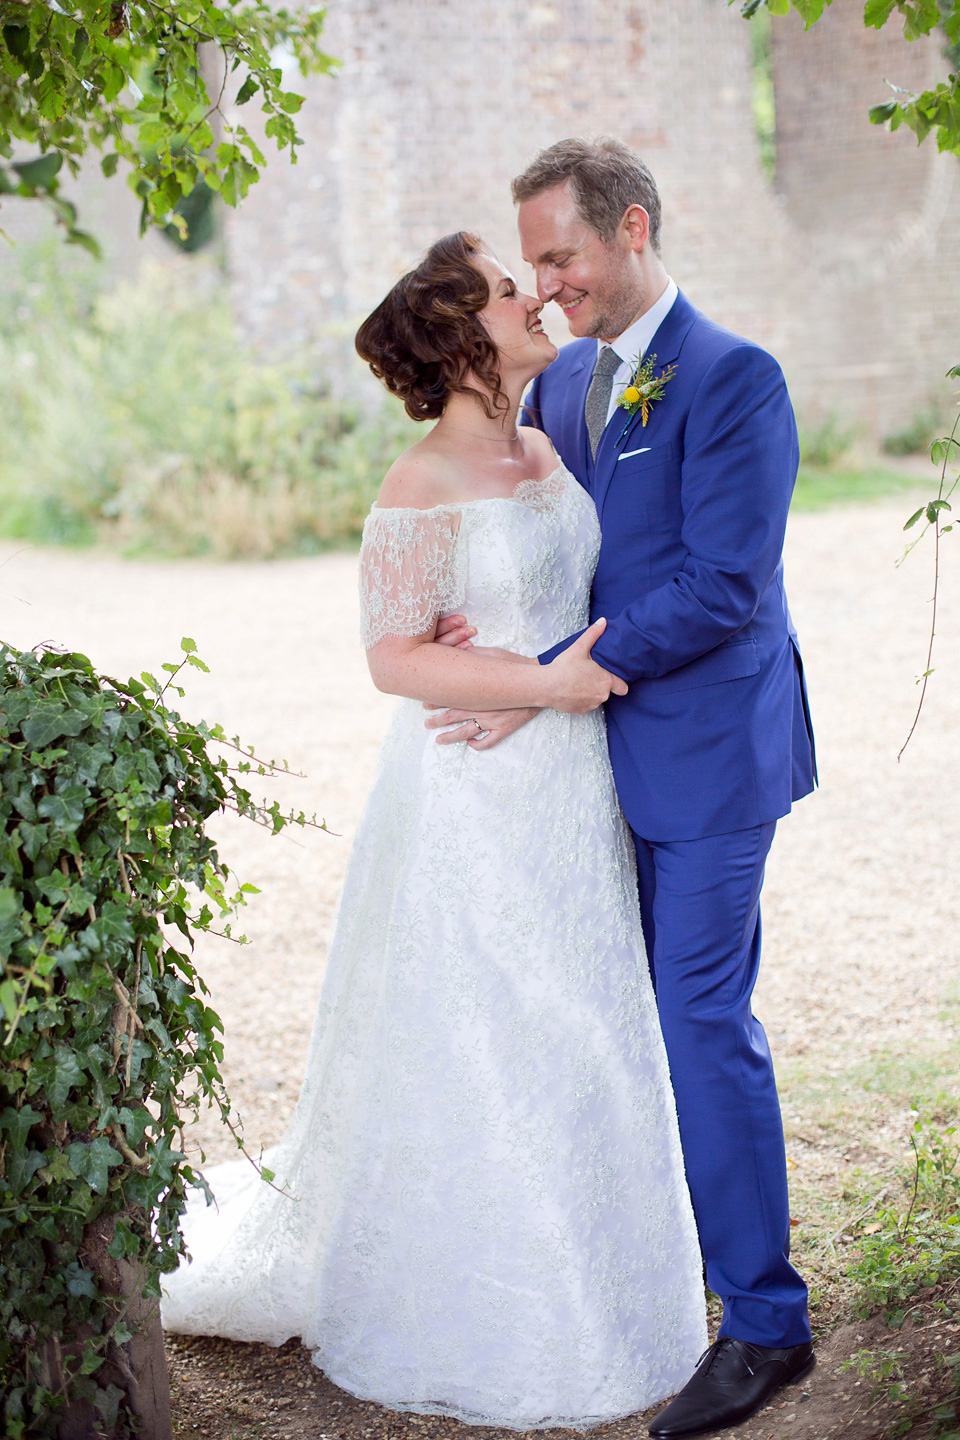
top-left (601, 278), bottom-right (679, 426)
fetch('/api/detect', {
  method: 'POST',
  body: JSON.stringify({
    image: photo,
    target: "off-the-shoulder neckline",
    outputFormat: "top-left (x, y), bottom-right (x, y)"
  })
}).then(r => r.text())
top-left (370, 463), bottom-right (567, 516)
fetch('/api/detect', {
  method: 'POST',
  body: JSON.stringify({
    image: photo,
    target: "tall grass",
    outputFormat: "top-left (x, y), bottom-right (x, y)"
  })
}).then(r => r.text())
top-left (0, 245), bottom-right (418, 559)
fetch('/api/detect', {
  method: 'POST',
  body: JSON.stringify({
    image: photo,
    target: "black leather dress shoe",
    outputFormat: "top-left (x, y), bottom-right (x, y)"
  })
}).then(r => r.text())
top-left (648, 1337), bottom-right (815, 1437)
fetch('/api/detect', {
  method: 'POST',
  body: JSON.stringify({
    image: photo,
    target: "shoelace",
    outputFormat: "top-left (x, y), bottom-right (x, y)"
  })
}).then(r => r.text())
top-left (695, 1338), bottom-right (756, 1379)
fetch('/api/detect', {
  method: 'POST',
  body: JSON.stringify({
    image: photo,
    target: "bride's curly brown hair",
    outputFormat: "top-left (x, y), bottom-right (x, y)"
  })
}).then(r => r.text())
top-left (355, 232), bottom-right (507, 422)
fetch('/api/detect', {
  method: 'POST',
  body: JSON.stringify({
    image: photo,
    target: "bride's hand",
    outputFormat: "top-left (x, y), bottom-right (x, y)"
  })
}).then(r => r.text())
top-left (424, 705), bottom-right (540, 749)
top-left (543, 619), bottom-right (628, 713)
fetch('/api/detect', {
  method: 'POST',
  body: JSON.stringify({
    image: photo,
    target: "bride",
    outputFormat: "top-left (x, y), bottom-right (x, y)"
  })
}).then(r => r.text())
top-left (161, 231), bottom-right (707, 1429)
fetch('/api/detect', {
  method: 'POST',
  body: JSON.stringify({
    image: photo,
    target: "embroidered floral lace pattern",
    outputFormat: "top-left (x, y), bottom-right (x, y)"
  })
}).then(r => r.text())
top-left (161, 464), bottom-right (707, 1430)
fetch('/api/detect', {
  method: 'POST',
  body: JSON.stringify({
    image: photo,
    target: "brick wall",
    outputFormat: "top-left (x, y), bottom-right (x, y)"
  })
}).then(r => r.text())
top-left (4, 2), bottom-right (957, 437)
top-left (220, 0), bottom-right (959, 434)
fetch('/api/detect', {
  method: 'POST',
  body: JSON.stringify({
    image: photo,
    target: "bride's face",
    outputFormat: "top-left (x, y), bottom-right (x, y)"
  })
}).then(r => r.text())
top-left (473, 252), bottom-right (557, 381)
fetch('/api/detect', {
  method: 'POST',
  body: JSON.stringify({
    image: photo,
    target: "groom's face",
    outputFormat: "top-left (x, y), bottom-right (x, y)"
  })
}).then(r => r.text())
top-left (517, 181), bottom-right (644, 342)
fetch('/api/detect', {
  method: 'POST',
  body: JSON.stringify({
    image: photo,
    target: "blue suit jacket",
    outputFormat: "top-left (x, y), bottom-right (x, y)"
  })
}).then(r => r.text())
top-left (532, 289), bottom-right (816, 842)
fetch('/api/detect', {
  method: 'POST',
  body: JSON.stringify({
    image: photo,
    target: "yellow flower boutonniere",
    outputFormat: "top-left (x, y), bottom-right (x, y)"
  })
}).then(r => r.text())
top-left (616, 352), bottom-right (678, 439)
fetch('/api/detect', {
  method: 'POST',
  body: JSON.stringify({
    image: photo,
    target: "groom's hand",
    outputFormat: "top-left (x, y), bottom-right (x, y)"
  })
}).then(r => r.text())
top-left (434, 613), bottom-right (476, 649)
top-left (424, 706), bottom-right (540, 749)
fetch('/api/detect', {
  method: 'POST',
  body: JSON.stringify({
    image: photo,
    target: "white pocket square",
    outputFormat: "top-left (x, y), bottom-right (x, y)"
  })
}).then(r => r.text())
top-left (618, 447), bottom-right (651, 461)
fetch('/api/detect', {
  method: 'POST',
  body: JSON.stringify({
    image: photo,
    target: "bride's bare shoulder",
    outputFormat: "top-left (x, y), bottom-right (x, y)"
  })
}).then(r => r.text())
top-left (376, 441), bottom-right (460, 512)
top-left (519, 425), bottom-right (559, 475)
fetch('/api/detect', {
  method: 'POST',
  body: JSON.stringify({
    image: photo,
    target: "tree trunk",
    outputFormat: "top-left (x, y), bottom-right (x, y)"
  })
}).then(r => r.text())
top-left (40, 1215), bottom-right (173, 1440)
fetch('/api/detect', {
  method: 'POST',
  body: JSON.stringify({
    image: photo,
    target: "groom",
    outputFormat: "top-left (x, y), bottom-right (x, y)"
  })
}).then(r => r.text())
top-left (433, 137), bottom-right (818, 1437)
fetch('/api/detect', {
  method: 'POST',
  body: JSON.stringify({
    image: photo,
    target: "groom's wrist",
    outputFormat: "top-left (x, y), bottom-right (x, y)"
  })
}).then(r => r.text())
top-left (538, 630), bottom-right (583, 666)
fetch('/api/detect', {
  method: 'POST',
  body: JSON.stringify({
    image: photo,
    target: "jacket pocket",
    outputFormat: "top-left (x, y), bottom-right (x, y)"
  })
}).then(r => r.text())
top-left (652, 637), bottom-right (760, 694)
top-left (615, 439), bottom-right (679, 472)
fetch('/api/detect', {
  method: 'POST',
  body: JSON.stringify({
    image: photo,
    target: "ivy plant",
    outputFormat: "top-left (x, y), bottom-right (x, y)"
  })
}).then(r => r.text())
top-left (0, 638), bottom-right (322, 1436)
top-left (0, 0), bottom-right (335, 251)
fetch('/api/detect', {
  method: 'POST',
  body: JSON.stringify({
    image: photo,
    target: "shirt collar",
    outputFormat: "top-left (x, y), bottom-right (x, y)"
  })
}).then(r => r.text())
top-left (601, 277), bottom-right (679, 368)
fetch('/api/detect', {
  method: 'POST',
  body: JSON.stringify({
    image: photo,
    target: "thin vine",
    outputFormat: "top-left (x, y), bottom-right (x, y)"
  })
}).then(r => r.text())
top-left (897, 366), bottom-right (960, 759)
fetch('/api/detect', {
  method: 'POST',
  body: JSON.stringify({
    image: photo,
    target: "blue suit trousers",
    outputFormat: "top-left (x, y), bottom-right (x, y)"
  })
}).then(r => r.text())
top-left (629, 821), bottom-right (811, 1348)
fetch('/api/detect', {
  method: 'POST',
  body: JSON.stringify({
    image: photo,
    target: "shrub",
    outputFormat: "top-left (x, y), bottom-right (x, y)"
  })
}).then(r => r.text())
top-left (797, 413), bottom-right (855, 469)
top-left (0, 246), bottom-right (418, 558)
top-left (847, 1118), bottom-right (960, 1325)
top-left (882, 410), bottom-right (942, 458)
top-left (0, 640), bottom-right (318, 1435)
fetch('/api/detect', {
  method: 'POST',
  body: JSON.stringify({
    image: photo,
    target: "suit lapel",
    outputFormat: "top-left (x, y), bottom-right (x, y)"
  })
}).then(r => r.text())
top-left (563, 350), bottom-right (595, 492)
top-left (592, 290), bottom-right (698, 519)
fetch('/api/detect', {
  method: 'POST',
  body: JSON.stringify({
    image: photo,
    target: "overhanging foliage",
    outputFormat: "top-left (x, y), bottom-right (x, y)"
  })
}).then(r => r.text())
top-left (733, 0), bottom-right (960, 154)
top-left (0, 0), bottom-right (334, 251)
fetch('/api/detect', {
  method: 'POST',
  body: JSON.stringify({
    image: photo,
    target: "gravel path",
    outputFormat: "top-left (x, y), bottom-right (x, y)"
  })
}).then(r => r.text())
top-left (3, 494), bottom-right (958, 1163)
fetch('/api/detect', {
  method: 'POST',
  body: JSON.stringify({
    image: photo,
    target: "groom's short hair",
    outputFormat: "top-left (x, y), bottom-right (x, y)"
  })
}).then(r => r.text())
top-left (512, 137), bottom-right (662, 254)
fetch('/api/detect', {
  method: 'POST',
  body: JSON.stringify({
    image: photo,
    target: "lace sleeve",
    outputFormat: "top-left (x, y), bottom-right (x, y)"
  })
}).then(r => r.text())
top-left (358, 505), bottom-right (466, 648)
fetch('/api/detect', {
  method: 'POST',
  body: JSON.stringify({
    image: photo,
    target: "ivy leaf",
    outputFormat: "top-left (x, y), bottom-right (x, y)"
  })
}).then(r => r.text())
top-left (47, 1044), bottom-right (85, 1109)
top-left (6, 1147), bottom-right (46, 1195)
top-left (65, 1136), bottom-right (123, 1195)
top-left (0, 978), bottom-right (19, 1022)
top-left (0, 1105), bottom-right (43, 1148)
top-left (37, 784), bottom-right (89, 831)
top-left (21, 703), bottom-right (87, 747)
top-left (63, 1262), bottom-right (99, 1298)
top-left (38, 1150), bottom-right (79, 1185)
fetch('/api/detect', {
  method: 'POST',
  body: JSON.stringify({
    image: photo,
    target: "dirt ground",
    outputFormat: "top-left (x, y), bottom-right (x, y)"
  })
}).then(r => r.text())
top-left (3, 488), bottom-right (959, 1439)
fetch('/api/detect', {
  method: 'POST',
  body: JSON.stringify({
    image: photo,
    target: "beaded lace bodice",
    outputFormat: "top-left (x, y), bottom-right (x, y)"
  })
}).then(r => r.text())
top-left (357, 466), bottom-right (599, 654)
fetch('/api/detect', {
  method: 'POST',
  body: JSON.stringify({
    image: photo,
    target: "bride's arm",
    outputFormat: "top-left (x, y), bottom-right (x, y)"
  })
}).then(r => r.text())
top-left (366, 618), bottom-right (627, 715)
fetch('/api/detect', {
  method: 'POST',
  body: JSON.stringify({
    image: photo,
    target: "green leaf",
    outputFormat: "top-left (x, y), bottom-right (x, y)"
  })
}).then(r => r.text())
top-left (21, 703), bottom-right (87, 747)
top-left (904, 507), bottom-right (925, 530)
top-left (0, 1105), bottom-right (43, 1148)
top-left (2, 22), bottom-right (30, 59)
top-left (47, 1044), bottom-right (85, 1109)
top-left (64, 1261), bottom-right (99, 1298)
top-left (767, 0), bottom-right (790, 13)
top-left (793, 0), bottom-right (826, 26)
top-left (235, 75), bottom-right (259, 104)
top-left (37, 784), bottom-right (88, 831)
top-left (38, 1149), bottom-right (79, 1184)
top-left (0, 978), bottom-right (18, 1022)
top-left (12, 152), bottom-right (63, 189)
top-left (870, 100), bottom-right (900, 126)
top-left (65, 1136), bottom-right (123, 1195)
top-left (863, 0), bottom-right (897, 27)
top-left (180, 637), bottom-right (198, 654)
top-left (6, 1148), bottom-right (46, 1195)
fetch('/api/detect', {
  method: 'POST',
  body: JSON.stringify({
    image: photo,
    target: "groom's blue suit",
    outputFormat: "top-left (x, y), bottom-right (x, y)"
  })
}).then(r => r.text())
top-left (532, 288), bottom-right (817, 1348)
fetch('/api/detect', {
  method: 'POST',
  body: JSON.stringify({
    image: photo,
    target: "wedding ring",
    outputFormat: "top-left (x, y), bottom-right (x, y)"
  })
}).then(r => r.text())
top-left (472, 719), bottom-right (484, 734)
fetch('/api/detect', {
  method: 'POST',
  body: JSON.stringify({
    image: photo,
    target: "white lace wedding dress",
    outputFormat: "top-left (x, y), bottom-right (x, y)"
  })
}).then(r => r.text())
top-left (161, 464), bottom-right (706, 1429)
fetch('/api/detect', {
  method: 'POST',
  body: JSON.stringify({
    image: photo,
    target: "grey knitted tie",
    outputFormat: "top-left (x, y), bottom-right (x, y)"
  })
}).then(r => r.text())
top-left (584, 344), bottom-right (621, 459)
